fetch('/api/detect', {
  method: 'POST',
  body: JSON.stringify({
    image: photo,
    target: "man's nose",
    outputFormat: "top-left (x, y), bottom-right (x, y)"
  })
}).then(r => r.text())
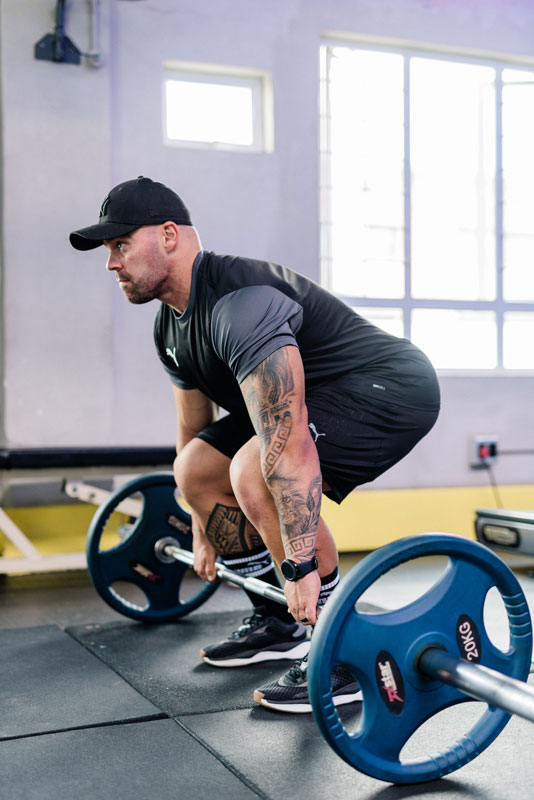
top-left (106, 252), bottom-right (120, 271)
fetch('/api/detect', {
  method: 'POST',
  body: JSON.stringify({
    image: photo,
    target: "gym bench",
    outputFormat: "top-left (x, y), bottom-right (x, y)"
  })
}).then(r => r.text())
top-left (0, 446), bottom-right (175, 574)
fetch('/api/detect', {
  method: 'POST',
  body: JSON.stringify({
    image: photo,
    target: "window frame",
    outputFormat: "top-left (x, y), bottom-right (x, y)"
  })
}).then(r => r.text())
top-left (163, 60), bottom-right (274, 153)
top-left (320, 36), bottom-right (534, 375)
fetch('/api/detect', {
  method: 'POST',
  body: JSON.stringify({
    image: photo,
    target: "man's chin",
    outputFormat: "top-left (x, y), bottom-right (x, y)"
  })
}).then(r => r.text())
top-left (122, 287), bottom-right (155, 305)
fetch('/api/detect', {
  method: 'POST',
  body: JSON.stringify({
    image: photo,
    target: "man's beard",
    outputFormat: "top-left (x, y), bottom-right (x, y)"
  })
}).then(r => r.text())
top-left (122, 285), bottom-right (156, 304)
top-left (121, 274), bottom-right (166, 304)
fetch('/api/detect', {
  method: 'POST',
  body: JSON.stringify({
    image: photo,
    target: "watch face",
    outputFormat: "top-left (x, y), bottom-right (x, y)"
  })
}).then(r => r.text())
top-left (281, 560), bottom-right (297, 580)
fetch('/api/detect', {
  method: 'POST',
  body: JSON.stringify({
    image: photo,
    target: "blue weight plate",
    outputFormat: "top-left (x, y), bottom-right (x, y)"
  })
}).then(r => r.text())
top-left (308, 533), bottom-right (532, 784)
top-left (86, 471), bottom-right (219, 622)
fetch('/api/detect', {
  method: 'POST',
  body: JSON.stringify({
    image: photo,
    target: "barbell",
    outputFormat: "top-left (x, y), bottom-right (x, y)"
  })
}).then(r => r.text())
top-left (86, 471), bottom-right (534, 784)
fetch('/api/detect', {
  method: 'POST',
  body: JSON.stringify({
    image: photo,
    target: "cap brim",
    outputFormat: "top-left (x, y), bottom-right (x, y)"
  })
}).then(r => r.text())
top-left (69, 222), bottom-right (140, 251)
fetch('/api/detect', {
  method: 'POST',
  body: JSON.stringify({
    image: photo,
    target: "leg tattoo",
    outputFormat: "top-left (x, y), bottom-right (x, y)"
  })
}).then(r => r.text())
top-left (205, 502), bottom-right (288, 617)
top-left (205, 503), bottom-right (264, 556)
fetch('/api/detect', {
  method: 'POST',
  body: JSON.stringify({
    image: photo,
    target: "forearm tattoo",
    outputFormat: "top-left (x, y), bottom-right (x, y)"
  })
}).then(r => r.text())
top-left (242, 348), bottom-right (322, 562)
top-left (271, 474), bottom-right (322, 559)
top-left (205, 503), bottom-right (264, 556)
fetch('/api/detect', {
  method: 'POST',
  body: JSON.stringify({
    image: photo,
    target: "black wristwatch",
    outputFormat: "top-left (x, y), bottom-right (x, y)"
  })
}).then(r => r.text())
top-left (281, 556), bottom-right (319, 582)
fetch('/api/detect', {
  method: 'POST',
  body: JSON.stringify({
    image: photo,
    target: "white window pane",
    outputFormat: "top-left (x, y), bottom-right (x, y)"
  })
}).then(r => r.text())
top-left (353, 307), bottom-right (404, 337)
top-left (166, 80), bottom-right (254, 146)
top-left (503, 200), bottom-right (534, 234)
top-left (411, 309), bottom-right (496, 369)
top-left (410, 59), bottom-right (496, 301)
top-left (327, 48), bottom-right (405, 298)
top-left (503, 312), bottom-right (534, 369)
top-left (503, 235), bottom-right (534, 302)
top-left (502, 75), bottom-right (534, 302)
top-left (502, 68), bottom-right (534, 83)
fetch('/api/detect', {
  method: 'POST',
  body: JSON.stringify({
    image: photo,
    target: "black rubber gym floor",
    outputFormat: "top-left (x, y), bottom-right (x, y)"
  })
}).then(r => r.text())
top-left (1, 566), bottom-right (534, 799)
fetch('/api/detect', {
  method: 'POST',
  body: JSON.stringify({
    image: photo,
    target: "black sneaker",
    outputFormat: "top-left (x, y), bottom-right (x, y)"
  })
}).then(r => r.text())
top-left (253, 653), bottom-right (362, 713)
top-left (200, 611), bottom-right (309, 667)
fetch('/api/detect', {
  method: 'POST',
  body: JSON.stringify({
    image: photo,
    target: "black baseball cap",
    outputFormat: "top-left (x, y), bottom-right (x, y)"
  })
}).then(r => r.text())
top-left (69, 176), bottom-right (193, 251)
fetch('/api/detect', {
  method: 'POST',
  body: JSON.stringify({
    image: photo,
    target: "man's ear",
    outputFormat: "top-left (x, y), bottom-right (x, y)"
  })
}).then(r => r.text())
top-left (162, 222), bottom-right (179, 251)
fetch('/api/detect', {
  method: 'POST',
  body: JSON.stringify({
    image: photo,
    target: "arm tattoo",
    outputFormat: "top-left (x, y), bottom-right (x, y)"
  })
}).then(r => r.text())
top-left (241, 348), bottom-right (322, 562)
top-left (272, 474), bottom-right (322, 560)
top-left (241, 349), bottom-right (294, 480)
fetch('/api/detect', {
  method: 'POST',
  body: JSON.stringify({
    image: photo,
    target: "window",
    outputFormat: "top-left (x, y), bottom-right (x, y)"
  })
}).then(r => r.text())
top-left (163, 61), bottom-right (274, 153)
top-left (320, 42), bottom-right (534, 371)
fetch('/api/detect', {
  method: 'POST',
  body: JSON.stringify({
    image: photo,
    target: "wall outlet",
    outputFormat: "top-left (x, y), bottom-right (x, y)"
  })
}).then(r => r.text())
top-left (471, 435), bottom-right (499, 468)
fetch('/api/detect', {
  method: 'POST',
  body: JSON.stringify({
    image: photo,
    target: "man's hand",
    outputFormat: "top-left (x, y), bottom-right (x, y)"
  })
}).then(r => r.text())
top-left (192, 516), bottom-right (219, 582)
top-left (284, 570), bottom-right (321, 626)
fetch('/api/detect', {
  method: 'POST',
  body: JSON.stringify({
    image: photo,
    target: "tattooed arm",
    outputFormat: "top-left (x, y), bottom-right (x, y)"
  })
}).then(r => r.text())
top-left (240, 344), bottom-right (323, 622)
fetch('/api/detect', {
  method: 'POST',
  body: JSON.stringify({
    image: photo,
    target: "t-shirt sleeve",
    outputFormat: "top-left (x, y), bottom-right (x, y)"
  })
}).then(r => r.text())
top-left (153, 314), bottom-right (196, 390)
top-left (211, 286), bottom-right (303, 383)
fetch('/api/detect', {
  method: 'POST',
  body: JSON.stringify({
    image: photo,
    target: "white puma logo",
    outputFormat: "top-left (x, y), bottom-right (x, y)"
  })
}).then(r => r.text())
top-left (309, 422), bottom-right (326, 442)
top-left (166, 347), bottom-right (179, 368)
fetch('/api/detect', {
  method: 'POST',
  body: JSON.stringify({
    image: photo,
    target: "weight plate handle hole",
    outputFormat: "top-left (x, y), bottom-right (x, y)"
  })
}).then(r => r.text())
top-left (110, 580), bottom-right (150, 612)
top-left (483, 586), bottom-right (511, 653)
top-left (356, 555), bottom-right (451, 613)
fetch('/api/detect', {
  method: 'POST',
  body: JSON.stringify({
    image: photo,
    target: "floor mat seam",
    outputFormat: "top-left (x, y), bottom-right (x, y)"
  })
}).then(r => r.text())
top-left (0, 713), bottom-right (169, 742)
top-left (144, 706), bottom-right (259, 718)
top-left (63, 627), bottom-right (263, 721)
top-left (63, 626), bottom-right (170, 712)
top-left (173, 717), bottom-right (271, 800)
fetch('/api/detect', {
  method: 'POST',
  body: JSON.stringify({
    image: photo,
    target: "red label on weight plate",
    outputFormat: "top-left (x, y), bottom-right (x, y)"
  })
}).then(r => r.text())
top-left (375, 650), bottom-right (405, 714)
top-left (130, 561), bottom-right (162, 584)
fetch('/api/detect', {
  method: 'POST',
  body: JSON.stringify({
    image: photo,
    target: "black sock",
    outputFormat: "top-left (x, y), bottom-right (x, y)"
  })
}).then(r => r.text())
top-left (221, 549), bottom-right (294, 623)
top-left (318, 566), bottom-right (339, 608)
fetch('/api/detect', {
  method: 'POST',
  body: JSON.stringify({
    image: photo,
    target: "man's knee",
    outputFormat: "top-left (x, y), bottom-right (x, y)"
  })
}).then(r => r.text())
top-left (174, 438), bottom-right (232, 505)
top-left (230, 438), bottom-right (270, 520)
top-left (174, 440), bottom-right (203, 503)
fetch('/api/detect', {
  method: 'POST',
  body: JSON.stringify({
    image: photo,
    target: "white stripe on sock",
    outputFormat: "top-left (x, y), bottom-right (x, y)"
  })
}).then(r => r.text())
top-left (222, 549), bottom-right (271, 567)
top-left (317, 575), bottom-right (340, 606)
top-left (221, 549), bottom-right (274, 578)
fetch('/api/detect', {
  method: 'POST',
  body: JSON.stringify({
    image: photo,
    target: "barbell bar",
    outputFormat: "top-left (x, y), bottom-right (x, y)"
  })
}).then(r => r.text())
top-left (86, 471), bottom-right (534, 783)
top-left (417, 647), bottom-right (534, 721)
top-left (154, 537), bottom-right (286, 605)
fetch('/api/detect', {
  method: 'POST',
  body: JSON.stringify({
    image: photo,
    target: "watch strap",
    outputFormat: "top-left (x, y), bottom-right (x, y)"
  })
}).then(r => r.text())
top-left (282, 556), bottom-right (319, 581)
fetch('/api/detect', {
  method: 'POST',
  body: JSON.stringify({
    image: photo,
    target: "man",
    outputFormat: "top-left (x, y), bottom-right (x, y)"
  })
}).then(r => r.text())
top-left (70, 176), bottom-right (440, 713)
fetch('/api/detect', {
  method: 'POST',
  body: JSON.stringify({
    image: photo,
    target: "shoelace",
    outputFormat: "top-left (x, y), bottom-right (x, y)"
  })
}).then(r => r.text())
top-left (286, 653), bottom-right (309, 682)
top-left (229, 613), bottom-right (265, 640)
top-left (285, 655), bottom-right (354, 686)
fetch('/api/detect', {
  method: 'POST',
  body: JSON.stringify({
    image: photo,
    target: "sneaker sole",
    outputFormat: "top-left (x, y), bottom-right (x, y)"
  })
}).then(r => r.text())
top-left (200, 640), bottom-right (310, 668)
top-left (253, 688), bottom-right (363, 714)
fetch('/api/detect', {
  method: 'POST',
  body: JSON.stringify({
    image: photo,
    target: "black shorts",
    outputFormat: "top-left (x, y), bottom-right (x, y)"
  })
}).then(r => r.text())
top-left (197, 354), bottom-right (440, 504)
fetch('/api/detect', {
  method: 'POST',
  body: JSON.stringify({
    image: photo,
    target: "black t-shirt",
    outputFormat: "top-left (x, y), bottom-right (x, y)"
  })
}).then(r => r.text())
top-left (153, 251), bottom-right (438, 415)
